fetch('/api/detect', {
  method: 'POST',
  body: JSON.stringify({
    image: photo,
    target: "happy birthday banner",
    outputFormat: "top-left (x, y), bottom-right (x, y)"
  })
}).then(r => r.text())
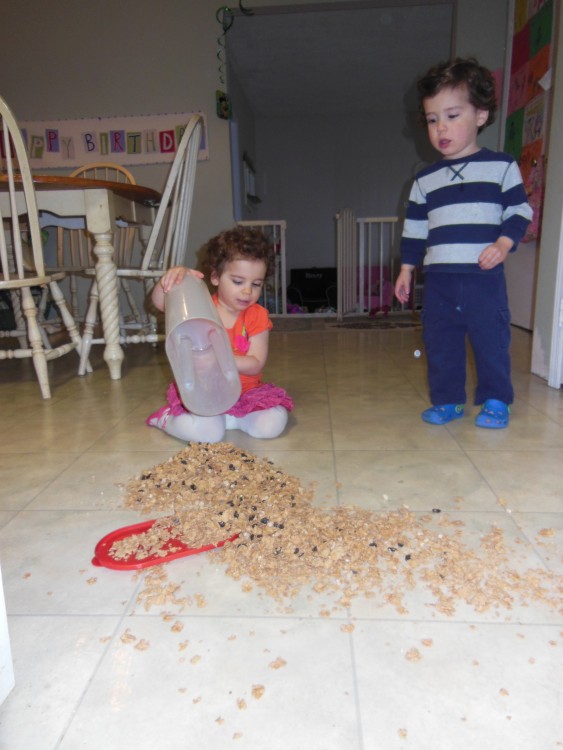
top-left (13, 111), bottom-right (209, 169)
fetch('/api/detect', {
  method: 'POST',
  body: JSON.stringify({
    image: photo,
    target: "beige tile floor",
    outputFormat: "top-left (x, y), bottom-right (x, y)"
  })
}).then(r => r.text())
top-left (0, 322), bottom-right (562, 750)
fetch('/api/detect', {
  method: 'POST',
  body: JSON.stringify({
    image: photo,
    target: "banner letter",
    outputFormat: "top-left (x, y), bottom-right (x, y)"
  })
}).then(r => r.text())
top-left (100, 132), bottom-right (109, 156)
top-left (110, 130), bottom-right (126, 153)
top-left (46, 129), bottom-right (59, 153)
top-left (144, 129), bottom-right (158, 153)
top-left (127, 131), bottom-right (142, 154)
top-left (159, 129), bottom-right (175, 153)
top-left (29, 135), bottom-right (45, 159)
top-left (60, 136), bottom-right (75, 159)
top-left (83, 132), bottom-right (98, 153)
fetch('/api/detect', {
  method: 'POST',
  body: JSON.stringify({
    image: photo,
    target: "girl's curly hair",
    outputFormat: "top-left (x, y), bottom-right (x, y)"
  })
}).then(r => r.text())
top-left (417, 57), bottom-right (497, 133)
top-left (202, 227), bottom-right (274, 279)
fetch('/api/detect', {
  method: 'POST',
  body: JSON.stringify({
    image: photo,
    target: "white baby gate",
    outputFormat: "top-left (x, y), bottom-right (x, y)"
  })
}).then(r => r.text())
top-left (336, 210), bottom-right (400, 321)
top-left (335, 208), bottom-right (358, 320)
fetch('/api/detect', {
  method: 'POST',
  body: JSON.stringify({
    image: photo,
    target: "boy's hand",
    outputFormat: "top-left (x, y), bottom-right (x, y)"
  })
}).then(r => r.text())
top-left (478, 237), bottom-right (513, 270)
top-left (394, 266), bottom-right (414, 304)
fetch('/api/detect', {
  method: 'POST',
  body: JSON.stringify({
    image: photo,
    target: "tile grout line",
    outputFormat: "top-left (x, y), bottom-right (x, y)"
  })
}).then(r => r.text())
top-left (52, 576), bottom-right (146, 750)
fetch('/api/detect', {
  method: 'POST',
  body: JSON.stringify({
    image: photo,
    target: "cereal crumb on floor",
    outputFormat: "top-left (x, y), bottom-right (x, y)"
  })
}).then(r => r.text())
top-left (120, 629), bottom-right (136, 644)
top-left (269, 657), bottom-right (287, 669)
top-left (252, 685), bottom-right (265, 699)
top-left (405, 647), bottom-right (422, 661)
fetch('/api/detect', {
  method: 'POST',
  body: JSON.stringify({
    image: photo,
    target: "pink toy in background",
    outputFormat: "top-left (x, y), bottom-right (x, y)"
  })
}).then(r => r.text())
top-left (362, 266), bottom-right (394, 317)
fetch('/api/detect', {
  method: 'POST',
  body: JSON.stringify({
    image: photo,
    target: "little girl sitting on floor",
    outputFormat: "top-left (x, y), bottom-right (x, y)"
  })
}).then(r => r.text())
top-left (146, 226), bottom-right (294, 443)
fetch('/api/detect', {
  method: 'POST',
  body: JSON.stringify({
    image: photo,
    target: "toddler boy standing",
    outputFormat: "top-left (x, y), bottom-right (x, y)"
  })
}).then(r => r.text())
top-left (395, 58), bottom-right (533, 429)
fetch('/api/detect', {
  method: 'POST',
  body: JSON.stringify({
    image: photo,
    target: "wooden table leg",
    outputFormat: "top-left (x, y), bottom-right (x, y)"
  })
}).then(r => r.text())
top-left (92, 231), bottom-right (123, 379)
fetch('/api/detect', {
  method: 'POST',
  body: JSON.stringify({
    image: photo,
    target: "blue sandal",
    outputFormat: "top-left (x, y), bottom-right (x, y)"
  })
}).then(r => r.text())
top-left (421, 404), bottom-right (464, 425)
top-left (475, 399), bottom-right (510, 429)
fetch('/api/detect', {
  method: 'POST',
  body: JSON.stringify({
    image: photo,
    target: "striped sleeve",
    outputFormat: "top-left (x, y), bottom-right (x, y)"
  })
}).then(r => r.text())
top-left (400, 178), bottom-right (429, 267)
top-left (499, 160), bottom-right (534, 247)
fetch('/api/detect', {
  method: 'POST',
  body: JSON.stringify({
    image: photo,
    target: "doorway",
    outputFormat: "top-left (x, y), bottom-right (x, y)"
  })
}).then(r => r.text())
top-left (226, 1), bottom-right (454, 296)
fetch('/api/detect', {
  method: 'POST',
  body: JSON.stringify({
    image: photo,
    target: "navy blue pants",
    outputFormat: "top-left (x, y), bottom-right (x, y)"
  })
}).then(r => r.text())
top-left (422, 272), bottom-right (513, 406)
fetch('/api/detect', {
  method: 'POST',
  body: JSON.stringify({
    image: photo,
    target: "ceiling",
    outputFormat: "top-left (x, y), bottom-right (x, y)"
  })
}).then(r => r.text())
top-left (226, 3), bottom-right (454, 117)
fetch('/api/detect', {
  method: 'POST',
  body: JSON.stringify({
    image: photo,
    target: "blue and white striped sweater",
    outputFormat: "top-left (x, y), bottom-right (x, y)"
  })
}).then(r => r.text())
top-left (400, 148), bottom-right (533, 273)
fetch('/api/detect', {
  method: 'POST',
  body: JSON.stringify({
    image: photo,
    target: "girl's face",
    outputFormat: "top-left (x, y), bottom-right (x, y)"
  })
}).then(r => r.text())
top-left (423, 84), bottom-right (488, 160)
top-left (211, 257), bottom-right (267, 314)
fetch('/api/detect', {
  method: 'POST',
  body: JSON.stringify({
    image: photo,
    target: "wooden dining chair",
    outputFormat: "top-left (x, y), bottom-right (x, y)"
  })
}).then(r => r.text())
top-left (78, 114), bottom-right (203, 375)
top-left (0, 95), bottom-right (83, 398)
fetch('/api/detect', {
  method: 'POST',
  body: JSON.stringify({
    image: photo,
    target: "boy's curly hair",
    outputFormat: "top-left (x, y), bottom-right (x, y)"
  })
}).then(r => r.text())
top-left (202, 227), bottom-right (274, 279)
top-left (417, 57), bottom-right (497, 133)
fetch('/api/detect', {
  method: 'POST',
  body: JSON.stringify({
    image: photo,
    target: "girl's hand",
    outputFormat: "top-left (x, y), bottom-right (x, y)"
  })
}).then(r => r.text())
top-left (394, 266), bottom-right (413, 304)
top-left (151, 266), bottom-right (204, 311)
top-left (478, 238), bottom-right (512, 270)
top-left (159, 266), bottom-right (203, 293)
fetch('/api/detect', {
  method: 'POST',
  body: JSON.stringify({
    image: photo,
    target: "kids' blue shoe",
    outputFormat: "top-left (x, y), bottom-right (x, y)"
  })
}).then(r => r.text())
top-left (421, 404), bottom-right (464, 425)
top-left (475, 399), bottom-right (510, 429)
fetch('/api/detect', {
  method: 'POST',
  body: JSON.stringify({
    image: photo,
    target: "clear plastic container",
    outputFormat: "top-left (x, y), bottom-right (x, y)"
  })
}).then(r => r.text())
top-left (165, 275), bottom-right (241, 416)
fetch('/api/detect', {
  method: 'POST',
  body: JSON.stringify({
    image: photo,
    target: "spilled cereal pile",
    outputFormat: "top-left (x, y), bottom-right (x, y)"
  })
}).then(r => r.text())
top-left (114, 443), bottom-right (563, 616)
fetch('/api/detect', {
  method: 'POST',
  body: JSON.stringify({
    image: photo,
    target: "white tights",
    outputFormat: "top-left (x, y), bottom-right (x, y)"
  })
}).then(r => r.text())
top-left (152, 405), bottom-right (288, 443)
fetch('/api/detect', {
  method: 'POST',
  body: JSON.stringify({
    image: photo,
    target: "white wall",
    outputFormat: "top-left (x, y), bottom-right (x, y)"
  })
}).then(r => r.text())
top-left (253, 113), bottom-right (428, 269)
top-left (532, 9), bottom-right (563, 384)
top-left (1, 0), bottom-right (235, 266)
top-left (0, 566), bottom-right (14, 706)
top-left (227, 66), bottom-right (257, 222)
top-left (505, 241), bottom-right (539, 329)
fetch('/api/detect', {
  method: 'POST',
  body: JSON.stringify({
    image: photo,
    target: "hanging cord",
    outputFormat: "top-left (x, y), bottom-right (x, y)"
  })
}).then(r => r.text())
top-left (216, 2), bottom-right (254, 86)
top-left (216, 6), bottom-right (234, 86)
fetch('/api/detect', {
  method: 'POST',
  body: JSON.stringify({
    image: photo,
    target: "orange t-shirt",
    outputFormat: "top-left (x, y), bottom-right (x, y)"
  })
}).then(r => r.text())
top-left (212, 296), bottom-right (272, 394)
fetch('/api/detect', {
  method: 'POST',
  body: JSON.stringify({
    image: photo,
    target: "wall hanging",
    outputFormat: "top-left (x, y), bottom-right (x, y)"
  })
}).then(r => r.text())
top-left (1, 112), bottom-right (209, 170)
top-left (504, 0), bottom-right (554, 242)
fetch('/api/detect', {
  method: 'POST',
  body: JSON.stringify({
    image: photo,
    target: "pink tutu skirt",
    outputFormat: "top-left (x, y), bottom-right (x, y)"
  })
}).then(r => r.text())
top-left (165, 381), bottom-right (294, 418)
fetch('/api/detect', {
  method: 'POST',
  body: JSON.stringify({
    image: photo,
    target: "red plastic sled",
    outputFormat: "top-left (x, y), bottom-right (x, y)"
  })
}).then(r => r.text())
top-left (92, 519), bottom-right (237, 570)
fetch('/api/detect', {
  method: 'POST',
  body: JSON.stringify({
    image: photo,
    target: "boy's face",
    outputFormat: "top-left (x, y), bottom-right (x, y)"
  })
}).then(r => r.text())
top-left (422, 84), bottom-right (489, 160)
